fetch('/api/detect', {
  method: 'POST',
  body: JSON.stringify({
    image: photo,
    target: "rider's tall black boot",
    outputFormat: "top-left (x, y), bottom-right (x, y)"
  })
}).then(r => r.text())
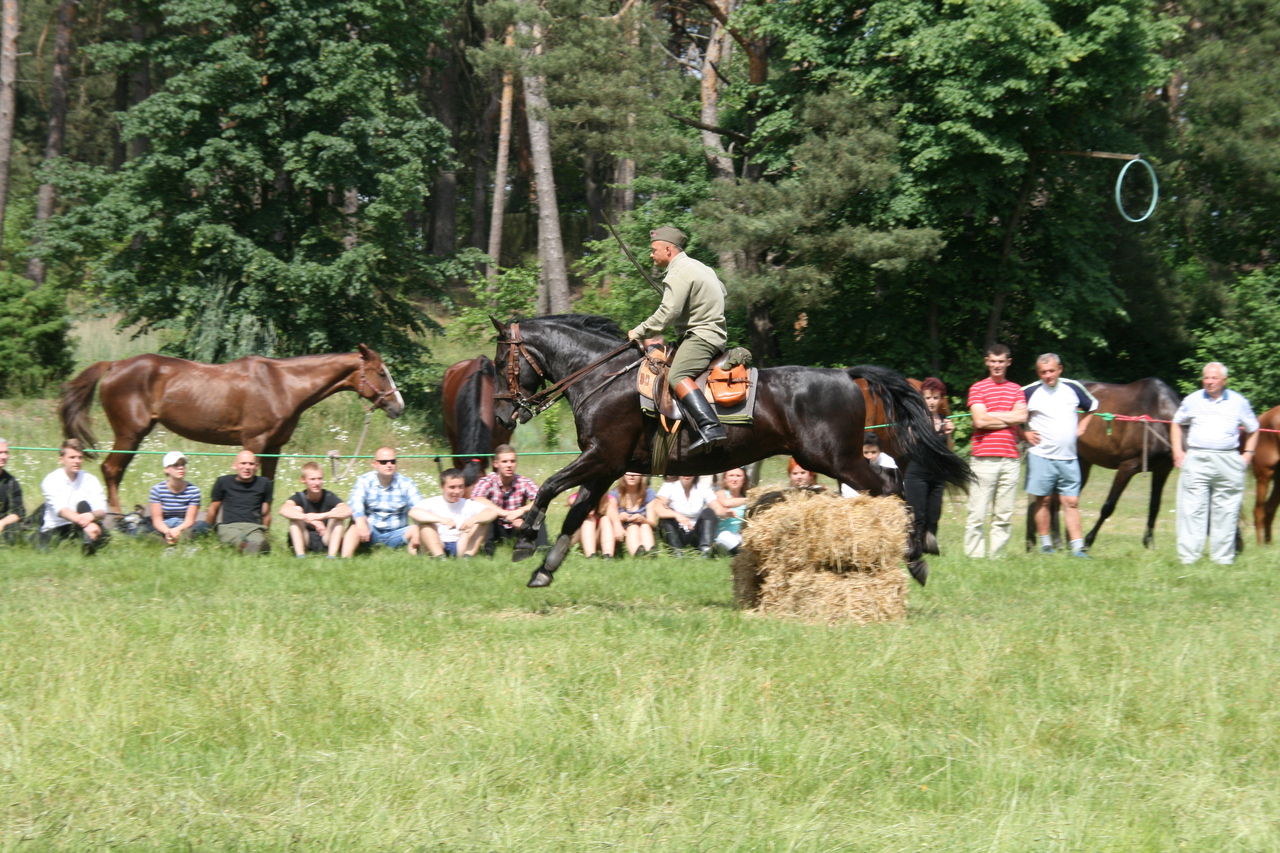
top-left (674, 378), bottom-right (727, 455)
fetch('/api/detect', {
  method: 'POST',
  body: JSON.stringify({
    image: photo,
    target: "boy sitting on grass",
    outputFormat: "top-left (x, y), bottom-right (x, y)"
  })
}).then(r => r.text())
top-left (279, 462), bottom-right (351, 558)
top-left (410, 468), bottom-right (499, 558)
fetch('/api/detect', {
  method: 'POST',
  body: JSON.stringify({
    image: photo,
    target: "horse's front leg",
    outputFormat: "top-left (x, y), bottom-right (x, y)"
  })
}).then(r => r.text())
top-left (513, 450), bottom-right (619, 561)
top-left (527, 475), bottom-right (614, 588)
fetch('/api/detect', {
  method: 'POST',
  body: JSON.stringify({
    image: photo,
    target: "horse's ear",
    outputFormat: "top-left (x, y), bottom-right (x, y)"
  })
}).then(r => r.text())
top-left (490, 316), bottom-right (507, 337)
top-left (357, 343), bottom-right (374, 359)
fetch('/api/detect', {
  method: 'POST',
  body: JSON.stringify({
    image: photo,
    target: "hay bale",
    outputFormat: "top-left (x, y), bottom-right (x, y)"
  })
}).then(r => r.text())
top-left (732, 489), bottom-right (911, 623)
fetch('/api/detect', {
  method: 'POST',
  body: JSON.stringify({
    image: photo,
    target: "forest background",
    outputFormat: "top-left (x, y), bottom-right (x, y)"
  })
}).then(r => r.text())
top-left (3, 0), bottom-right (1280, 412)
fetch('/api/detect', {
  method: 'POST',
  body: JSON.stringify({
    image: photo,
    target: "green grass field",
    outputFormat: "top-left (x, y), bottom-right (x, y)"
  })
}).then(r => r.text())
top-left (1, 475), bottom-right (1277, 852)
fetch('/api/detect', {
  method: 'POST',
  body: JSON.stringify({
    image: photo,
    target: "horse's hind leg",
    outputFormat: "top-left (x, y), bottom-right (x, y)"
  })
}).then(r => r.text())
top-left (102, 428), bottom-right (155, 513)
top-left (528, 475), bottom-right (613, 588)
top-left (1144, 462), bottom-right (1173, 548)
top-left (1263, 469), bottom-right (1280, 545)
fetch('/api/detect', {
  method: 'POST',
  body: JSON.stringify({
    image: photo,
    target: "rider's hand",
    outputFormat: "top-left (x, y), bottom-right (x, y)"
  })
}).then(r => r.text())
top-left (627, 330), bottom-right (639, 342)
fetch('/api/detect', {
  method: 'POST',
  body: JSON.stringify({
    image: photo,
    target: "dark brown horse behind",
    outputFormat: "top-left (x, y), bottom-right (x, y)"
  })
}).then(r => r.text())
top-left (1252, 405), bottom-right (1280, 544)
top-left (60, 344), bottom-right (404, 511)
top-left (1026, 378), bottom-right (1179, 550)
top-left (441, 356), bottom-right (512, 487)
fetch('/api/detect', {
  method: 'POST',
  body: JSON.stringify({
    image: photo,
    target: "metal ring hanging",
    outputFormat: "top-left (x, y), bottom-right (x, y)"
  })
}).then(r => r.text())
top-left (1115, 157), bottom-right (1159, 223)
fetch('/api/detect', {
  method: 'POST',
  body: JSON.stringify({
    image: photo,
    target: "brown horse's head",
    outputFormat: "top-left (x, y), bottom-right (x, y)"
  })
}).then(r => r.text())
top-left (356, 344), bottom-right (405, 418)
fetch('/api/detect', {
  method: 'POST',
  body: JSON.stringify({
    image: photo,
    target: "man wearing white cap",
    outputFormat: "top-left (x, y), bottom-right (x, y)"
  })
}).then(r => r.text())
top-left (148, 451), bottom-right (210, 544)
top-left (626, 226), bottom-right (728, 454)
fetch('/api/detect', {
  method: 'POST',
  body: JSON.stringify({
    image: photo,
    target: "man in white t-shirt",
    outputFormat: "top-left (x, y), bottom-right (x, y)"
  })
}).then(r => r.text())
top-left (410, 468), bottom-right (500, 557)
top-left (40, 438), bottom-right (109, 553)
top-left (1022, 353), bottom-right (1098, 558)
top-left (654, 474), bottom-right (718, 557)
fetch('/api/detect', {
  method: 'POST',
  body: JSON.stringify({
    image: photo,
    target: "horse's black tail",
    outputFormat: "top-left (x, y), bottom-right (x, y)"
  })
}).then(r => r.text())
top-left (59, 361), bottom-right (111, 457)
top-left (846, 365), bottom-right (972, 492)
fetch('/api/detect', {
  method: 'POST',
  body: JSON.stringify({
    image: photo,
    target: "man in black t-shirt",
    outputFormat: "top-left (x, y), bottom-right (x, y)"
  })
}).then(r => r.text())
top-left (207, 450), bottom-right (274, 554)
top-left (0, 438), bottom-right (25, 543)
top-left (279, 462), bottom-right (351, 558)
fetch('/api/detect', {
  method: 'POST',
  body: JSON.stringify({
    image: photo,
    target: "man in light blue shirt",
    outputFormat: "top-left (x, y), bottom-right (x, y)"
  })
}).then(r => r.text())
top-left (1170, 362), bottom-right (1260, 565)
top-left (341, 447), bottom-right (423, 556)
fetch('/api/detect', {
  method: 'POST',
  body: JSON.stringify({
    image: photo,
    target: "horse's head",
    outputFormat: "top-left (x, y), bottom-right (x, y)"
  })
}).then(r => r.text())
top-left (490, 317), bottom-right (546, 430)
top-left (356, 344), bottom-right (405, 418)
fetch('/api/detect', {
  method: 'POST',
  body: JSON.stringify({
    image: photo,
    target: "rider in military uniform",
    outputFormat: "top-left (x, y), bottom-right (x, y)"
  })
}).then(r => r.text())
top-left (625, 226), bottom-right (728, 454)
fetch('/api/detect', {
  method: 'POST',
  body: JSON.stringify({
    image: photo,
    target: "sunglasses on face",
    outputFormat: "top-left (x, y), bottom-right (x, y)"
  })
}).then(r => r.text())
top-left (376, 458), bottom-right (397, 465)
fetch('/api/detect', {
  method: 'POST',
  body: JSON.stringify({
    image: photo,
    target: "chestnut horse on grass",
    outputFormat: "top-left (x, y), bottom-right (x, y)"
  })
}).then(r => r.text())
top-left (1252, 405), bottom-right (1280, 544)
top-left (441, 356), bottom-right (512, 489)
top-left (490, 314), bottom-right (970, 588)
top-left (60, 344), bottom-right (404, 511)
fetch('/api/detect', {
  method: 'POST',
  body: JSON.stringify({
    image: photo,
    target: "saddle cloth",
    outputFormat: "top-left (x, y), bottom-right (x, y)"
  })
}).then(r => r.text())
top-left (638, 342), bottom-right (758, 428)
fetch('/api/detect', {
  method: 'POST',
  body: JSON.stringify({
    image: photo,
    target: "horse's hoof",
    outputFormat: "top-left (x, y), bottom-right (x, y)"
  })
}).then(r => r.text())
top-left (924, 532), bottom-right (940, 556)
top-left (527, 569), bottom-right (554, 588)
top-left (907, 559), bottom-right (928, 586)
top-left (512, 543), bottom-right (535, 562)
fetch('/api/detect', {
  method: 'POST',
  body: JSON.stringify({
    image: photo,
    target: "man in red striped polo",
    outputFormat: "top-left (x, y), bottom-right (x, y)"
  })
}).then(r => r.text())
top-left (964, 344), bottom-right (1028, 558)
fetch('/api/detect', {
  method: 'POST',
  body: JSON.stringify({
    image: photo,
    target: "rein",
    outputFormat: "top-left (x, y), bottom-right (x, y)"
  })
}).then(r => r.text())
top-left (328, 357), bottom-right (395, 480)
top-left (494, 322), bottom-right (640, 421)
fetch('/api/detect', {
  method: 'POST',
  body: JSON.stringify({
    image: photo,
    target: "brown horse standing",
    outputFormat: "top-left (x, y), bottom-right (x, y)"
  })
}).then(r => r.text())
top-left (441, 356), bottom-right (512, 488)
top-left (1252, 405), bottom-right (1280, 544)
top-left (1026, 378), bottom-right (1179, 550)
top-left (60, 344), bottom-right (404, 511)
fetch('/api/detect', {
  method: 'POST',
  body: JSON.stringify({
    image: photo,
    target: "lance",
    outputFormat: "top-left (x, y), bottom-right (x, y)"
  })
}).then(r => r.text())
top-left (601, 208), bottom-right (664, 297)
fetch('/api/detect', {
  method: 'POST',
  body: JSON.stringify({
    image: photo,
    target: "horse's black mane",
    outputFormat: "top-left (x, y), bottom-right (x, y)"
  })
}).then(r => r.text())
top-left (512, 313), bottom-right (626, 340)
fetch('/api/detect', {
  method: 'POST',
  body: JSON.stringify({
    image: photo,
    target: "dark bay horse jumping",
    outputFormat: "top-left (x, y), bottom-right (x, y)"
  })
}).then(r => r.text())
top-left (490, 314), bottom-right (970, 588)
top-left (1025, 378), bottom-right (1179, 550)
top-left (60, 344), bottom-right (404, 511)
top-left (441, 356), bottom-right (512, 488)
top-left (1252, 405), bottom-right (1280, 544)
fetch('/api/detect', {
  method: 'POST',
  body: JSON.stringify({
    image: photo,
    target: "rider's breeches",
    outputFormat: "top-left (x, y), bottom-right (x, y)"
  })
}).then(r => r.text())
top-left (668, 335), bottom-right (721, 390)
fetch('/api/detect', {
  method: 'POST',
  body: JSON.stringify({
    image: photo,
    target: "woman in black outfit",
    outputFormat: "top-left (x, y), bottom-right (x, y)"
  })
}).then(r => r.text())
top-left (904, 377), bottom-right (956, 555)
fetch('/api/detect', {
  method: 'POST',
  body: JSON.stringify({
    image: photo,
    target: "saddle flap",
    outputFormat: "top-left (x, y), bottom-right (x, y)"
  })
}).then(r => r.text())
top-left (637, 344), bottom-right (681, 423)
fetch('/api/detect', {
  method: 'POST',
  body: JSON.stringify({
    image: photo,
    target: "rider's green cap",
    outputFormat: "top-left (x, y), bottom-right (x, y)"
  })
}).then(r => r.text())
top-left (650, 226), bottom-right (687, 250)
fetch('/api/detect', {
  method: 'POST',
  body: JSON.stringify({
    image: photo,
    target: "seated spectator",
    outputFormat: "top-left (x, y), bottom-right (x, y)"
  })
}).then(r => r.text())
top-left (655, 474), bottom-right (718, 557)
top-left (471, 445), bottom-right (547, 555)
top-left (611, 472), bottom-right (657, 557)
top-left (207, 450), bottom-right (273, 554)
top-left (40, 438), bottom-right (108, 554)
top-left (280, 462), bottom-right (351, 558)
top-left (410, 468), bottom-right (498, 557)
top-left (147, 451), bottom-right (210, 544)
top-left (787, 459), bottom-right (827, 492)
top-left (840, 433), bottom-right (899, 497)
top-left (710, 467), bottom-right (748, 554)
top-left (342, 447), bottom-right (422, 556)
top-left (0, 438), bottom-right (25, 543)
top-left (568, 490), bottom-right (618, 559)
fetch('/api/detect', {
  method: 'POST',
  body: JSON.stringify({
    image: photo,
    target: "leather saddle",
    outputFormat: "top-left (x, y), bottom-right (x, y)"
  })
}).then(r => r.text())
top-left (638, 338), bottom-right (754, 425)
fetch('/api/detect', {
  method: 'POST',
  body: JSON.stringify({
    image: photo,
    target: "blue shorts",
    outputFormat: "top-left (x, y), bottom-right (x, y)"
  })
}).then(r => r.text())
top-left (368, 524), bottom-right (411, 549)
top-left (443, 541), bottom-right (458, 557)
top-left (1025, 454), bottom-right (1083, 497)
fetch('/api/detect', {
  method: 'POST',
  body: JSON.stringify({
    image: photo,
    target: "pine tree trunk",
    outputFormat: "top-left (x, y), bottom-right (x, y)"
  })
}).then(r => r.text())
top-left (128, 21), bottom-right (149, 160)
top-left (0, 0), bottom-right (19, 257)
top-left (470, 89), bottom-right (498, 251)
top-left (700, 19), bottom-right (735, 182)
top-left (520, 22), bottom-right (570, 314)
top-left (26, 0), bottom-right (75, 286)
top-left (486, 43), bottom-right (515, 283)
top-left (428, 42), bottom-right (460, 256)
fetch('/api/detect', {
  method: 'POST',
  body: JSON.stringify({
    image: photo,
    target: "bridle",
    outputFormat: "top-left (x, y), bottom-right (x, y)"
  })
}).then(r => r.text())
top-left (493, 322), bottom-right (639, 423)
top-left (357, 358), bottom-right (399, 412)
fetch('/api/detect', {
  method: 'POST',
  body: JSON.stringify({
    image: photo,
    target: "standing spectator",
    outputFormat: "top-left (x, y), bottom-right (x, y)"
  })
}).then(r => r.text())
top-left (655, 474), bottom-right (718, 557)
top-left (148, 451), bottom-right (210, 544)
top-left (964, 344), bottom-right (1028, 558)
top-left (0, 438), bottom-right (24, 543)
top-left (471, 445), bottom-right (547, 555)
top-left (1023, 354), bottom-right (1099, 558)
top-left (904, 378), bottom-right (955, 554)
top-left (410, 468), bottom-right (498, 558)
top-left (207, 450), bottom-right (273, 554)
top-left (40, 439), bottom-right (108, 553)
top-left (280, 462), bottom-right (351, 558)
top-left (1171, 362), bottom-right (1260, 565)
top-left (710, 467), bottom-right (748, 554)
top-left (611, 472), bottom-right (657, 557)
top-left (342, 447), bottom-right (423, 556)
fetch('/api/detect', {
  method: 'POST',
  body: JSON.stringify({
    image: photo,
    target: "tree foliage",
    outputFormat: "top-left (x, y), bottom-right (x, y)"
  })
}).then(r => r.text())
top-left (1184, 268), bottom-right (1280, 405)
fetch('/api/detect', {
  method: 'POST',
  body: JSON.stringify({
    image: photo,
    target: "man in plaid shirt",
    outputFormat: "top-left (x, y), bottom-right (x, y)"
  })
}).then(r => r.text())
top-left (341, 446), bottom-right (424, 556)
top-left (471, 445), bottom-right (547, 555)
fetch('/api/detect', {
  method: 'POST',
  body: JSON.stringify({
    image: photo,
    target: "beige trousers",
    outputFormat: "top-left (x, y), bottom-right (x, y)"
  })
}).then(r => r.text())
top-left (964, 456), bottom-right (1022, 558)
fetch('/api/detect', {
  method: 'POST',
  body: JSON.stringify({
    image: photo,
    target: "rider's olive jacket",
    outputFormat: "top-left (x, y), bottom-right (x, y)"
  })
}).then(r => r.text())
top-left (629, 252), bottom-right (727, 349)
